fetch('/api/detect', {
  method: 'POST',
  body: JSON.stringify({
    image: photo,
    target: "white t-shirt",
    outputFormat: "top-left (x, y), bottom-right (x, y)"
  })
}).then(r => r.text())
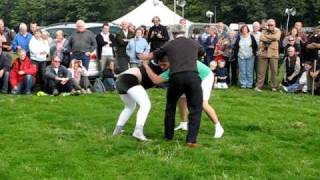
top-left (101, 32), bottom-right (113, 56)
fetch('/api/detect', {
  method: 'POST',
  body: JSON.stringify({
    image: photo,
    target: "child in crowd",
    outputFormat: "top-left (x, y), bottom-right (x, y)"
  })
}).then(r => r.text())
top-left (209, 60), bottom-right (218, 87)
top-left (102, 60), bottom-right (118, 91)
top-left (215, 60), bottom-right (229, 89)
top-left (68, 59), bottom-right (92, 94)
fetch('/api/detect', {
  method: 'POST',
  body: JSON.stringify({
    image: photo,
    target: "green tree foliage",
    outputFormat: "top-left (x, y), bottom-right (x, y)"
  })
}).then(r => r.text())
top-left (0, 0), bottom-right (319, 28)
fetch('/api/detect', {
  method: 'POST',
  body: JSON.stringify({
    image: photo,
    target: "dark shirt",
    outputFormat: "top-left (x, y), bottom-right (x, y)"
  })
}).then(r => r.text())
top-left (153, 37), bottom-right (202, 75)
top-left (103, 68), bottom-right (116, 79)
top-left (68, 30), bottom-right (97, 53)
top-left (0, 53), bottom-right (10, 71)
top-left (306, 34), bottom-right (320, 61)
top-left (216, 67), bottom-right (228, 83)
top-left (115, 30), bottom-right (135, 57)
top-left (147, 24), bottom-right (169, 51)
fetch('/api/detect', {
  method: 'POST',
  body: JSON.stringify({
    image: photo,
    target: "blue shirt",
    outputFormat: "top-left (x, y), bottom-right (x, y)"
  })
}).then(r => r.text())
top-left (126, 37), bottom-right (150, 64)
top-left (12, 32), bottom-right (32, 52)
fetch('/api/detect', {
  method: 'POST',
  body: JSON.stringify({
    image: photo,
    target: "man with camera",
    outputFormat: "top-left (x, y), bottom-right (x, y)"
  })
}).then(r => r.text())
top-left (147, 16), bottom-right (169, 52)
top-left (255, 19), bottom-right (281, 92)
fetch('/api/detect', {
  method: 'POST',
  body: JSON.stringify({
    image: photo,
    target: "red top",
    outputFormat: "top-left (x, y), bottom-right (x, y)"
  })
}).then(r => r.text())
top-left (9, 56), bottom-right (37, 88)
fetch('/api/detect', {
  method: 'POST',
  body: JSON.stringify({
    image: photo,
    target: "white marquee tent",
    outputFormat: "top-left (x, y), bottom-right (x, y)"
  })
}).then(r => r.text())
top-left (112, 0), bottom-right (192, 27)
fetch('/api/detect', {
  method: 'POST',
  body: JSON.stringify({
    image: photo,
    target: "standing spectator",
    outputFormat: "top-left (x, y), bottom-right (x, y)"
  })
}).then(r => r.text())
top-left (115, 20), bottom-right (135, 73)
top-left (68, 20), bottom-right (97, 70)
top-left (224, 31), bottom-right (238, 85)
top-left (251, 21), bottom-right (261, 83)
top-left (282, 28), bottom-right (302, 55)
top-left (294, 22), bottom-right (308, 44)
top-left (283, 35), bottom-right (301, 57)
top-left (200, 25), bottom-right (210, 45)
top-left (29, 29), bottom-right (50, 90)
top-left (217, 22), bottom-right (228, 38)
top-left (128, 22), bottom-right (136, 34)
top-left (204, 26), bottom-right (218, 66)
top-left (126, 28), bottom-right (150, 67)
top-left (0, 46), bottom-right (10, 93)
top-left (50, 30), bottom-right (70, 67)
top-left (234, 24), bottom-right (258, 88)
top-left (44, 56), bottom-right (74, 96)
top-left (96, 22), bottom-right (116, 77)
top-left (255, 19), bottom-right (281, 92)
top-left (9, 49), bottom-right (37, 95)
top-left (12, 23), bottom-right (32, 56)
top-left (0, 19), bottom-right (14, 56)
top-left (281, 47), bottom-right (301, 87)
top-left (29, 22), bottom-right (38, 35)
top-left (147, 16), bottom-right (169, 52)
top-left (305, 27), bottom-right (320, 63)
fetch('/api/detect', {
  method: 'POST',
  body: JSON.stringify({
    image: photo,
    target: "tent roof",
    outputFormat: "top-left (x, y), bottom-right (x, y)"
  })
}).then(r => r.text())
top-left (112, 0), bottom-right (192, 27)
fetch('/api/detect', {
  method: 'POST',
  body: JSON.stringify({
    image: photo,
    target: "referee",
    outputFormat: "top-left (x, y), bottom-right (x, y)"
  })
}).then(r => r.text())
top-left (139, 25), bottom-right (203, 147)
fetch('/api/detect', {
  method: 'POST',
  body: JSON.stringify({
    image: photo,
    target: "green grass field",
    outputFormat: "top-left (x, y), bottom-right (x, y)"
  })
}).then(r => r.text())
top-left (0, 88), bottom-right (319, 179)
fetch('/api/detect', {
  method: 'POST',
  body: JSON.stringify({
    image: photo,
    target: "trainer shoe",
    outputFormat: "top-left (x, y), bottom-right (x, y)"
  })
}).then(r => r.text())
top-left (174, 122), bottom-right (188, 131)
top-left (214, 125), bottom-right (224, 138)
top-left (254, 87), bottom-right (262, 92)
top-left (112, 126), bottom-right (124, 136)
top-left (132, 130), bottom-right (149, 141)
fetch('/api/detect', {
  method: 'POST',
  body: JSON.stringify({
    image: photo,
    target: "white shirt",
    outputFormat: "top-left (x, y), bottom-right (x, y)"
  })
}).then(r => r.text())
top-left (53, 68), bottom-right (59, 74)
top-left (29, 36), bottom-right (50, 61)
top-left (101, 32), bottom-right (113, 56)
top-left (251, 31), bottom-right (261, 45)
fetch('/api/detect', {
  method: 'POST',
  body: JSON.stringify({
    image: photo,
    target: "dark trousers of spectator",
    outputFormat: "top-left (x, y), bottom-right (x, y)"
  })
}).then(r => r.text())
top-left (116, 56), bottom-right (129, 73)
top-left (225, 59), bottom-right (238, 85)
top-left (72, 53), bottom-right (90, 70)
top-left (32, 60), bottom-right (47, 90)
top-left (46, 79), bottom-right (73, 94)
top-left (165, 72), bottom-right (203, 143)
top-left (0, 71), bottom-right (9, 93)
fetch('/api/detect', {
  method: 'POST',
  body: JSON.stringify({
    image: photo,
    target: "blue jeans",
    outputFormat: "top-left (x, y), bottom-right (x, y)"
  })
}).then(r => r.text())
top-left (72, 53), bottom-right (90, 70)
top-left (286, 83), bottom-right (302, 93)
top-left (238, 56), bottom-right (255, 88)
top-left (11, 75), bottom-right (33, 94)
top-left (103, 78), bottom-right (115, 91)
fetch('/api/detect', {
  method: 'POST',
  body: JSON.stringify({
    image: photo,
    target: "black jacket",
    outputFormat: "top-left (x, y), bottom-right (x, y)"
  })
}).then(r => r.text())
top-left (96, 33), bottom-right (116, 60)
top-left (115, 30), bottom-right (135, 57)
top-left (147, 24), bottom-right (169, 51)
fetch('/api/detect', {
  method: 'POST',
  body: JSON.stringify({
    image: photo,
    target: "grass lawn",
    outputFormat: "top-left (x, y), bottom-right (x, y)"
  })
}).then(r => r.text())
top-left (0, 88), bottom-right (319, 179)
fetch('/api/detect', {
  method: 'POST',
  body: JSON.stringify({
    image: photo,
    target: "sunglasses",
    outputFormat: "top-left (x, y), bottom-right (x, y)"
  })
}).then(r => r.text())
top-left (289, 39), bottom-right (294, 41)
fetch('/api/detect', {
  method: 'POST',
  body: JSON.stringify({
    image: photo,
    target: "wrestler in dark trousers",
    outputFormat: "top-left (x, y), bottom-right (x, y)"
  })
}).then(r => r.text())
top-left (140, 25), bottom-right (203, 147)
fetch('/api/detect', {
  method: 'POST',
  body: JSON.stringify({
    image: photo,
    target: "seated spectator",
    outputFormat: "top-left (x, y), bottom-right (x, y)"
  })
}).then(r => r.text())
top-left (44, 56), bottom-right (74, 96)
top-left (68, 59), bottom-right (91, 94)
top-left (102, 60), bottom-right (118, 91)
top-left (283, 35), bottom-right (301, 57)
top-left (126, 28), bottom-right (150, 68)
top-left (214, 60), bottom-right (228, 89)
top-left (282, 47), bottom-right (301, 86)
top-left (310, 62), bottom-right (320, 95)
top-left (50, 30), bottom-right (70, 67)
top-left (9, 49), bottom-right (37, 95)
top-left (282, 61), bottom-right (312, 93)
top-left (0, 46), bottom-right (10, 93)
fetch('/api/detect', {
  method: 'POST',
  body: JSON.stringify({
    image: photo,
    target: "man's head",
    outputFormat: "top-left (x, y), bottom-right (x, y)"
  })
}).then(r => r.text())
top-left (218, 22), bottom-right (224, 30)
top-left (267, 19), bottom-right (276, 31)
top-left (252, 21), bottom-right (260, 32)
top-left (30, 22), bottom-right (38, 33)
top-left (209, 26), bottom-right (216, 36)
top-left (19, 23), bottom-right (28, 34)
top-left (203, 25), bottom-right (210, 33)
top-left (101, 22), bottom-right (110, 34)
top-left (303, 61), bottom-right (312, 71)
top-left (152, 16), bottom-right (161, 26)
top-left (158, 56), bottom-right (170, 71)
top-left (52, 56), bottom-right (62, 68)
top-left (287, 46), bottom-right (296, 57)
top-left (179, 19), bottom-right (187, 26)
top-left (120, 20), bottom-right (129, 31)
top-left (76, 20), bottom-right (86, 32)
top-left (17, 48), bottom-right (27, 60)
top-left (171, 24), bottom-right (185, 38)
top-left (288, 36), bottom-right (295, 45)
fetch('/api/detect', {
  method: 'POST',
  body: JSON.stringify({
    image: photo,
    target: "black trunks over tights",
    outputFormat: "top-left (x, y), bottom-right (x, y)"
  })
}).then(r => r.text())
top-left (116, 74), bottom-right (139, 94)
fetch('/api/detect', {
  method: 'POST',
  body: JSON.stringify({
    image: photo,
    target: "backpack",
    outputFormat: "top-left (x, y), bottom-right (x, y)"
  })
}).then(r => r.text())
top-left (93, 78), bottom-right (106, 93)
